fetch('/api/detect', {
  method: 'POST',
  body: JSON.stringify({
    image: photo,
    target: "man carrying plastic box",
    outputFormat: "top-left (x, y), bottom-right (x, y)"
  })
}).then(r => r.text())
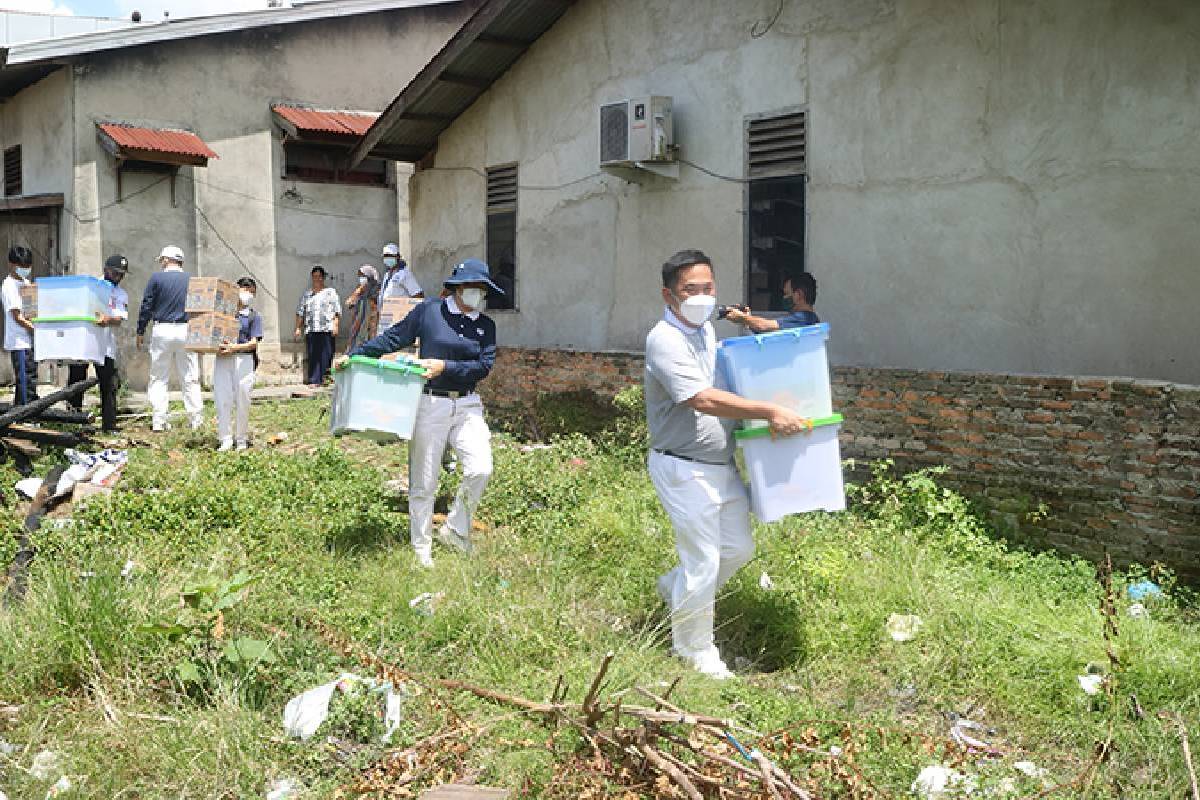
top-left (137, 245), bottom-right (203, 431)
top-left (2, 246), bottom-right (37, 406)
top-left (645, 249), bottom-right (812, 680)
top-left (67, 254), bottom-right (130, 433)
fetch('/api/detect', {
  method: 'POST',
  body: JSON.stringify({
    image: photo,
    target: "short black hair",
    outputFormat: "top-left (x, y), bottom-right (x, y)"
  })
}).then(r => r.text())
top-left (237, 277), bottom-right (256, 289)
top-left (8, 246), bottom-right (32, 267)
top-left (661, 249), bottom-right (713, 288)
top-left (311, 266), bottom-right (327, 277)
top-left (784, 270), bottom-right (817, 306)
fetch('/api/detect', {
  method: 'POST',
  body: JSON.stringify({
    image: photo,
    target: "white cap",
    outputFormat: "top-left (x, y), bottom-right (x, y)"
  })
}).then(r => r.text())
top-left (382, 242), bottom-right (400, 257)
top-left (159, 245), bottom-right (184, 263)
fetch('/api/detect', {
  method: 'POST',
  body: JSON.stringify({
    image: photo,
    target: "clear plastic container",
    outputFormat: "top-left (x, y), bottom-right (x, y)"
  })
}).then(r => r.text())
top-left (330, 356), bottom-right (427, 441)
top-left (32, 275), bottom-right (112, 322)
top-left (34, 320), bottom-right (106, 363)
top-left (717, 323), bottom-right (832, 428)
top-left (735, 413), bottom-right (845, 522)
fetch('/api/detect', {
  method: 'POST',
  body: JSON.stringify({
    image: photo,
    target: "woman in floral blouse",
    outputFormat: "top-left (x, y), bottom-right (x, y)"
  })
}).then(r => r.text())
top-left (294, 265), bottom-right (341, 386)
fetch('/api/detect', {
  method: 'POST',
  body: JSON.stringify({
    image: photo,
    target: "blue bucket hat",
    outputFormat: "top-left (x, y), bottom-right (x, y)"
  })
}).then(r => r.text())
top-left (443, 258), bottom-right (504, 295)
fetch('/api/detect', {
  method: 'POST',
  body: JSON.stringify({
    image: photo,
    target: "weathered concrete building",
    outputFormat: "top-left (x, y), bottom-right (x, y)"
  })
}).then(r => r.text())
top-left (355, 0), bottom-right (1200, 577)
top-left (0, 0), bottom-right (476, 386)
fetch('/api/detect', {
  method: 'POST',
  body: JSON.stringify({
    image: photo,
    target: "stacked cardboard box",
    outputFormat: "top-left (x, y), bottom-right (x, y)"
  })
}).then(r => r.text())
top-left (377, 296), bottom-right (422, 331)
top-left (185, 277), bottom-right (239, 352)
top-left (19, 284), bottom-right (36, 320)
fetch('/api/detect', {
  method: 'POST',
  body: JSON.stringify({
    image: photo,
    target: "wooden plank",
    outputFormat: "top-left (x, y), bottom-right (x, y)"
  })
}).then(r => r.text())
top-left (0, 193), bottom-right (65, 212)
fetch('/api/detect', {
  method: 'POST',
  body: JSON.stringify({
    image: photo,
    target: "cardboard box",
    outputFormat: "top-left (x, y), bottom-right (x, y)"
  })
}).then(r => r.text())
top-left (19, 283), bottom-right (36, 319)
top-left (186, 312), bottom-right (240, 352)
top-left (378, 297), bottom-right (422, 331)
top-left (186, 277), bottom-right (239, 316)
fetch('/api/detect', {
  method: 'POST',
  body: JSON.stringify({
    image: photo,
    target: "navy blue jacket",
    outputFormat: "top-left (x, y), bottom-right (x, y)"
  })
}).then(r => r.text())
top-left (779, 309), bottom-right (820, 329)
top-left (351, 298), bottom-right (496, 395)
top-left (137, 270), bottom-right (190, 334)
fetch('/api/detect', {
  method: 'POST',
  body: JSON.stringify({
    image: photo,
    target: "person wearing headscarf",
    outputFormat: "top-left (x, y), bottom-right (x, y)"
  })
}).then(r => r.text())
top-left (344, 264), bottom-right (380, 353)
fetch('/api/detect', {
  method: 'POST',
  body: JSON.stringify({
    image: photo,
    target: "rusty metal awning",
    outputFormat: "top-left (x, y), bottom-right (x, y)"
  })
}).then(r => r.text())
top-left (96, 122), bottom-right (218, 166)
top-left (271, 104), bottom-right (379, 145)
top-left (349, 0), bottom-right (575, 166)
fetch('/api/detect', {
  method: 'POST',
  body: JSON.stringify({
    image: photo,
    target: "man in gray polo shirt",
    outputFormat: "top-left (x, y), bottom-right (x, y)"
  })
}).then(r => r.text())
top-left (646, 249), bottom-right (811, 680)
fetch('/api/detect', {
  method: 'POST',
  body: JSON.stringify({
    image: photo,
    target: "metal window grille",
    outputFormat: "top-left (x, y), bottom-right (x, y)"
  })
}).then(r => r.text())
top-left (747, 111), bottom-right (805, 179)
top-left (486, 163), bottom-right (517, 214)
top-left (4, 146), bottom-right (22, 196)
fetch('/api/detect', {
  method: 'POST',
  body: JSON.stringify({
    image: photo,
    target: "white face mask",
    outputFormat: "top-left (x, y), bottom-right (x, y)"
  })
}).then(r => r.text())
top-left (459, 287), bottom-right (486, 311)
top-left (383, 257), bottom-right (398, 269)
top-left (358, 276), bottom-right (369, 286)
top-left (14, 267), bottom-right (31, 280)
top-left (675, 294), bottom-right (716, 326)
top-left (239, 290), bottom-right (254, 306)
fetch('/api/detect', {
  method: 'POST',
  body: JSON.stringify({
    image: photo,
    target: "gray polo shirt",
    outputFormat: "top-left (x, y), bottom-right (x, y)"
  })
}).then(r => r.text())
top-left (644, 309), bottom-right (734, 464)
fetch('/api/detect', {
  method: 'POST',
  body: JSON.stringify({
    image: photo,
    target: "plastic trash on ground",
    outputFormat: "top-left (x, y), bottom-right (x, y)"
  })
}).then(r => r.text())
top-left (282, 673), bottom-right (409, 743)
top-left (949, 717), bottom-right (1001, 756)
top-left (1127, 580), bottom-right (1164, 601)
top-left (0, 738), bottom-right (17, 756)
top-left (1013, 760), bottom-right (1048, 779)
top-left (1128, 602), bottom-right (1147, 619)
top-left (1077, 674), bottom-right (1105, 695)
top-left (15, 478), bottom-right (43, 499)
top-left (45, 776), bottom-right (73, 798)
top-left (758, 572), bottom-right (775, 591)
top-left (30, 750), bottom-right (62, 781)
top-left (886, 613), bottom-right (923, 642)
top-left (265, 778), bottom-right (301, 799)
top-left (911, 765), bottom-right (975, 798)
top-left (409, 592), bottom-right (445, 616)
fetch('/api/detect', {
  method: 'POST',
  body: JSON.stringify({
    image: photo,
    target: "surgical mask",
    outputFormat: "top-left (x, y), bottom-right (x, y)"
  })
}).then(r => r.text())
top-left (675, 294), bottom-right (716, 326)
top-left (14, 267), bottom-right (30, 280)
top-left (460, 287), bottom-right (486, 310)
top-left (239, 290), bottom-right (254, 306)
top-left (383, 257), bottom-right (398, 269)
top-left (358, 276), bottom-right (369, 286)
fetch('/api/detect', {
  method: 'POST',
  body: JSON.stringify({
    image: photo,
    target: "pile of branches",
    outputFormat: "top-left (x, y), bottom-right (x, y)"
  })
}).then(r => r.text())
top-left (0, 377), bottom-right (98, 473)
top-left (314, 622), bottom-right (817, 799)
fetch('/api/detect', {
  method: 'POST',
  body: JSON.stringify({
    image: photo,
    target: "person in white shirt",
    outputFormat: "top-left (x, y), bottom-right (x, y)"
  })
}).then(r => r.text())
top-left (293, 266), bottom-right (340, 386)
top-left (377, 243), bottom-right (423, 303)
top-left (214, 277), bottom-right (263, 452)
top-left (2, 246), bottom-right (36, 406)
top-left (68, 254), bottom-right (130, 432)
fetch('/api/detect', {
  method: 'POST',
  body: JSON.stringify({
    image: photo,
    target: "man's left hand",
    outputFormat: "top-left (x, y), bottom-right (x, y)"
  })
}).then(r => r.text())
top-left (418, 358), bottom-right (445, 379)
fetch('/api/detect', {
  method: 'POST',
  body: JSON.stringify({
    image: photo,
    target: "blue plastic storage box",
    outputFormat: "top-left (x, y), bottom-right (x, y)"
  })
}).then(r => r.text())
top-left (330, 356), bottom-right (427, 441)
top-left (32, 275), bottom-right (113, 322)
top-left (735, 413), bottom-right (846, 522)
top-left (717, 323), bottom-right (832, 429)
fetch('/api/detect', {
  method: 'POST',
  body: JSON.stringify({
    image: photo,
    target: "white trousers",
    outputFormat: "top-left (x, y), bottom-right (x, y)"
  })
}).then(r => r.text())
top-left (408, 393), bottom-right (493, 557)
top-left (148, 322), bottom-right (202, 428)
top-left (213, 353), bottom-right (255, 444)
top-left (648, 450), bottom-right (754, 660)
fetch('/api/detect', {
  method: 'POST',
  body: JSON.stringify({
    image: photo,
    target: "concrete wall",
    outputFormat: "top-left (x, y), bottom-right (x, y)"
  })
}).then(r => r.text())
top-left (59, 2), bottom-right (473, 386)
top-left (410, 0), bottom-right (1200, 384)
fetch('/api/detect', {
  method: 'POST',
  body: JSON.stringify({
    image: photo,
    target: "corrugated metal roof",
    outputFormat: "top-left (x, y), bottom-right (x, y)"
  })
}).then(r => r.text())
top-left (349, 0), bottom-right (575, 165)
top-left (97, 123), bottom-right (218, 160)
top-left (272, 104), bottom-right (379, 137)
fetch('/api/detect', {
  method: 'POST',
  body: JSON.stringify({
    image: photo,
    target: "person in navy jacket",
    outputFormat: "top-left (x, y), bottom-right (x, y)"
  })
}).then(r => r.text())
top-left (346, 259), bottom-right (500, 568)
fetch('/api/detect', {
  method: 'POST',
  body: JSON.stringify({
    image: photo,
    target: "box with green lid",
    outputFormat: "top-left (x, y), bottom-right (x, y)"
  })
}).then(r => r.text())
top-left (330, 355), bottom-right (428, 441)
top-left (735, 413), bottom-right (845, 522)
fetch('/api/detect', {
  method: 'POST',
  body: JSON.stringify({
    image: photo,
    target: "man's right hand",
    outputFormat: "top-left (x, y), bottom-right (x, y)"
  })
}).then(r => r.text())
top-left (136, 335), bottom-right (144, 349)
top-left (332, 355), bottom-right (349, 371)
top-left (766, 407), bottom-right (813, 439)
top-left (293, 327), bottom-right (302, 340)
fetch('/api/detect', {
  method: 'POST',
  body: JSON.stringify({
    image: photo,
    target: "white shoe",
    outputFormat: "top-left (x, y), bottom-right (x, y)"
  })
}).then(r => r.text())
top-left (152, 421), bottom-right (170, 432)
top-left (235, 440), bottom-right (249, 451)
top-left (434, 525), bottom-right (471, 554)
top-left (218, 439), bottom-right (234, 452)
top-left (685, 648), bottom-right (735, 681)
top-left (190, 416), bottom-right (204, 431)
top-left (656, 573), bottom-right (673, 606)
top-left (415, 550), bottom-right (434, 569)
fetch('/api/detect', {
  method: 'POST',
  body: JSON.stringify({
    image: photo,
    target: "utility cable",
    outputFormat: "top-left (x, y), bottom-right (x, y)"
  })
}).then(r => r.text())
top-left (751, 0), bottom-right (786, 38)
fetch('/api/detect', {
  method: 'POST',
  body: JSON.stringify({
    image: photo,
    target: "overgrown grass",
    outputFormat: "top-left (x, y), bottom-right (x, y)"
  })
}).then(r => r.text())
top-left (0, 391), bottom-right (1196, 798)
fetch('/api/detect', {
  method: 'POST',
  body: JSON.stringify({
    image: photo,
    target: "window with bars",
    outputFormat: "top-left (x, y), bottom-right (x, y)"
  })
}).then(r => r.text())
top-left (745, 111), bottom-right (806, 311)
top-left (4, 146), bottom-right (22, 196)
top-left (485, 163), bottom-right (517, 310)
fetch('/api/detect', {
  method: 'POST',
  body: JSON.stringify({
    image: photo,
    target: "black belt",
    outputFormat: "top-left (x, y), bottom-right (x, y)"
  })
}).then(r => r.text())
top-left (654, 449), bottom-right (730, 467)
top-left (423, 387), bottom-right (473, 399)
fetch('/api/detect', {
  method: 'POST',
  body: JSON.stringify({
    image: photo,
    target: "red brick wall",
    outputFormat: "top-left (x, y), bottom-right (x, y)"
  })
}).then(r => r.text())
top-left (481, 347), bottom-right (1200, 582)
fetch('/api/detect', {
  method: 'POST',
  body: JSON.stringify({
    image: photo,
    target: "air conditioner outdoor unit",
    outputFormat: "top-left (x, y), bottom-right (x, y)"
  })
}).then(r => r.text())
top-left (599, 95), bottom-right (674, 166)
